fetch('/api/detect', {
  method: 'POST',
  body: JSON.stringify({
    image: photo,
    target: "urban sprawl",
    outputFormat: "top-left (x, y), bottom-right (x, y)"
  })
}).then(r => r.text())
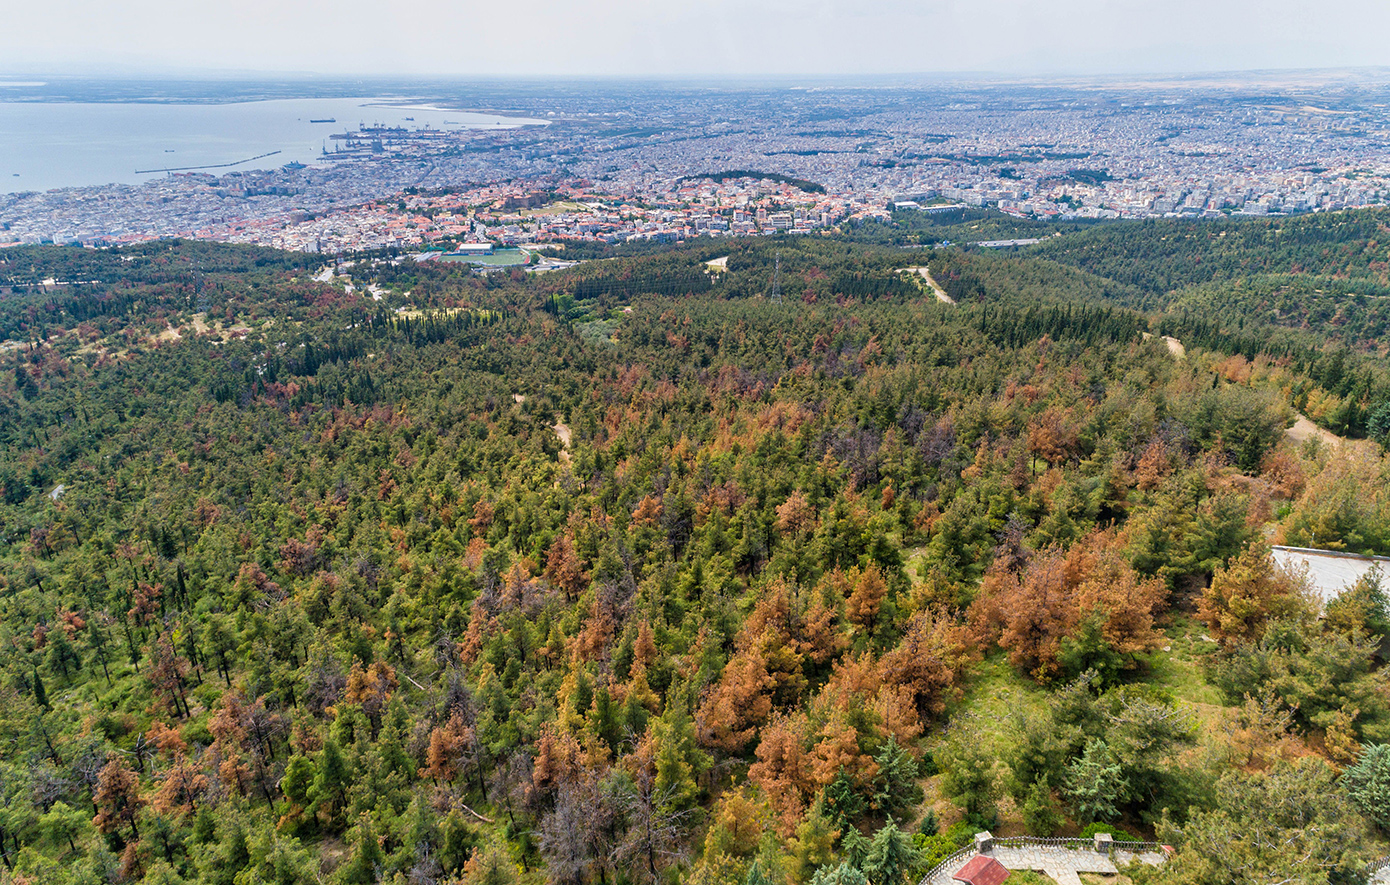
top-left (4, 76), bottom-right (1390, 254)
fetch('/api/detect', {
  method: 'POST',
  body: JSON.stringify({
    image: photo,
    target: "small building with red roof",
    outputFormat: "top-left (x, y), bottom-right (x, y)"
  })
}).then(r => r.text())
top-left (952, 854), bottom-right (1011, 885)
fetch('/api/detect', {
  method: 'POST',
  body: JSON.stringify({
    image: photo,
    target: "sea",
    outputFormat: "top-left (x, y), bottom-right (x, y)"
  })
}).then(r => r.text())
top-left (0, 91), bottom-right (549, 195)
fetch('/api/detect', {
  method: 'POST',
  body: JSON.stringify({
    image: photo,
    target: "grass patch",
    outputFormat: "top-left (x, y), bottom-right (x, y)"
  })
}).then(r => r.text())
top-left (957, 652), bottom-right (1051, 731)
top-left (1142, 613), bottom-right (1224, 707)
top-left (439, 247), bottom-right (529, 267)
top-left (576, 318), bottom-right (620, 346)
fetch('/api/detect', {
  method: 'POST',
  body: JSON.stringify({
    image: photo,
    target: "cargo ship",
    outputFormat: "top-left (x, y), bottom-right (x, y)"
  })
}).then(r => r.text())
top-left (309, 118), bottom-right (336, 124)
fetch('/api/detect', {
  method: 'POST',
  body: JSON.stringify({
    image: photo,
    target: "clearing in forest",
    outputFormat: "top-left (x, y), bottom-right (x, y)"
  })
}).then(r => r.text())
top-left (901, 265), bottom-right (955, 304)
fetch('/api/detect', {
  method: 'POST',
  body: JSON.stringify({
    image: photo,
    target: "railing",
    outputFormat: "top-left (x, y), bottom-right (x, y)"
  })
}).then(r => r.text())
top-left (992, 835), bottom-right (1162, 851)
top-left (917, 834), bottom-right (1166, 885)
top-left (919, 846), bottom-right (976, 884)
top-left (1112, 840), bottom-right (1165, 853)
top-left (994, 836), bottom-right (1089, 848)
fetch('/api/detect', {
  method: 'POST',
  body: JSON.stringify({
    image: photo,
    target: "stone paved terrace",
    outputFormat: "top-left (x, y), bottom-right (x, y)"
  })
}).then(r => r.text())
top-left (919, 835), bottom-right (1167, 885)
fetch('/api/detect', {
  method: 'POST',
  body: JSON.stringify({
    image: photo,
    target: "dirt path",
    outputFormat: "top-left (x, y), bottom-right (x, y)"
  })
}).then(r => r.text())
top-left (1146, 332), bottom-right (1347, 450)
top-left (1285, 415), bottom-right (1344, 447)
top-left (1141, 331), bottom-right (1185, 358)
top-left (1148, 333), bottom-right (1338, 448)
top-left (553, 416), bottom-right (573, 463)
top-left (902, 266), bottom-right (955, 304)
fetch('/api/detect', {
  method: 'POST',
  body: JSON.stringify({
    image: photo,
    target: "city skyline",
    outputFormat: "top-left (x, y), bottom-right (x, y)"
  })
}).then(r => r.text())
top-left (6, 75), bottom-right (1388, 250)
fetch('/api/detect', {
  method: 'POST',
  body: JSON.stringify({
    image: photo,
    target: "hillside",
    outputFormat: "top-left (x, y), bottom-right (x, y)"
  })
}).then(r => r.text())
top-left (0, 223), bottom-right (1388, 885)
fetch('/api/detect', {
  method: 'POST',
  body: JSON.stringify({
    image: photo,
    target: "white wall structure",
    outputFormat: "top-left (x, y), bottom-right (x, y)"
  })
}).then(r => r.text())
top-left (1271, 546), bottom-right (1390, 604)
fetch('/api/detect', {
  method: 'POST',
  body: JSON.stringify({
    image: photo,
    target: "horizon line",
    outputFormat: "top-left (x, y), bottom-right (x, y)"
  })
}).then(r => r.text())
top-left (6, 64), bottom-right (1390, 84)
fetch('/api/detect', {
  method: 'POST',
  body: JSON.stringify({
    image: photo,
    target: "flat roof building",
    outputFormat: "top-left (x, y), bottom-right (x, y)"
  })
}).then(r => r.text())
top-left (1271, 546), bottom-right (1390, 604)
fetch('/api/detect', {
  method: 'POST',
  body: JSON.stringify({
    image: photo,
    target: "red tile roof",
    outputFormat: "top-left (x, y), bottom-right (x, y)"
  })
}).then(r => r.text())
top-left (953, 855), bottom-right (1010, 885)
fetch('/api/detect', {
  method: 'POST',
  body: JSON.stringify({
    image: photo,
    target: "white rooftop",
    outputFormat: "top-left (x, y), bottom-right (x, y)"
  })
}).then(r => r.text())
top-left (1271, 546), bottom-right (1390, 603)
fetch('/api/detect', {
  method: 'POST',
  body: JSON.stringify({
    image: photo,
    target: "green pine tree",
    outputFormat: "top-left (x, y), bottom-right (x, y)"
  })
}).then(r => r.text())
top-left (337, 813), bottom-right (384, 885)
top-left (862, 820), bottom-right (922, 885)
top-left (809, 861), bottom-right (869, 885)
top-left (310, 739), bottom-right (353, 832)
top-left (839, 825), bottom-right (871, 871)
top-left (872, 736), bottom-right (922, 817)
top-left (1344, 743), bottom-right (1390, 830)
top-left (33, 668), bottom-right (49, 709)
top-left (1063, 739), bottom-right (1126, 824)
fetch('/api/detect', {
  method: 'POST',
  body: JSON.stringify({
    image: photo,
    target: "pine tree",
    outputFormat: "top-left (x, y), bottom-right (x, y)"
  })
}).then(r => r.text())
top-left (653, 705), bottom-right (706, 812)
top-left (310, 738), bottom-right (353, 831)
top-left (824, 769), bottom-right (866, 827)
top-left (871, 736), bottom-right (921, 817)
top-left (32, 668), bottom-right (49, 709)
top-left (1344, 743), bottom-right (1390, 830)
top-left (202, 816), bottom-right (250, 885)
top-left (38, 800), bottom-right (86, 854)
top-left (838, 825), bottom-right (871, 871)
top-left (1063, 739), bottom-right (1126, 824)
top-left (337, 814), bottom-right (383, 885)
top-left (743, 858), bottom-right (771, 885)
top-left (810, 863), bottom-right (869, 885)
top-left (862, 820), bottom-right (922, 885)
top-left (93, 756), bottom-right (144, 841)
top-left (1020, 775), bottom-right (1064, 836)
top-left (45, 629), bottom-right (80, 682)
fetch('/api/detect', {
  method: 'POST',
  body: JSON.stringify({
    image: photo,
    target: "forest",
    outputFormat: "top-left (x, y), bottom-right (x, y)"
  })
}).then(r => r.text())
top-left (0, 209), bottom-right (1389, 885)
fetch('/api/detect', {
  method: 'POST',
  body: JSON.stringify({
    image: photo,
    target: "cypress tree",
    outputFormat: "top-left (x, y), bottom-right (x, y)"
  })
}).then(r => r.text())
top-left (33, 668), bottom-right (49, 709)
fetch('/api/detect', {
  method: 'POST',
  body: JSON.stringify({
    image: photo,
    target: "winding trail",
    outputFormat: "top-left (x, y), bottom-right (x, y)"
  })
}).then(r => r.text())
top-left (1149, 333), bottom-right (1343, 450)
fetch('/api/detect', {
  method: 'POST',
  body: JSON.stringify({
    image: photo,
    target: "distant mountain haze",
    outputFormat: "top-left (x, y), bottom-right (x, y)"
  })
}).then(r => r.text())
top-left (3, 0), bottom-right (1389, 77)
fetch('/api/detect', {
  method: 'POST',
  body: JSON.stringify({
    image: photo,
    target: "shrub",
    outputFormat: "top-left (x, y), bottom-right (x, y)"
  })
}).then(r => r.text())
top-left (1080, 821), bottom-right (1141, 841)
top-left (1021, 776), bottom-right (1064, 836)
top-left (911, 821), bottom-right (974, 868)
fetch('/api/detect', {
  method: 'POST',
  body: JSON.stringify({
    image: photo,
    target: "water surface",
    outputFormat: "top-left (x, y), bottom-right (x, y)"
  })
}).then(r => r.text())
top-left (0, 97), bottom-right (547, 194)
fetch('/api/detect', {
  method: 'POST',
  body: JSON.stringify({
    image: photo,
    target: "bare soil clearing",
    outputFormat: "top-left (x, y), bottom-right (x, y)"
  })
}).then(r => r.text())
top-left (553, 417), bottom-right (573, 463)
top-left (1285, 415), bottom-right (1345, 447)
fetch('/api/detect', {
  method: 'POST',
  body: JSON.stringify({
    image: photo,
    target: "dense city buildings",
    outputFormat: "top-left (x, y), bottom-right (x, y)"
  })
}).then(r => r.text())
top-left (4, 74), bottom-right (1390, 251)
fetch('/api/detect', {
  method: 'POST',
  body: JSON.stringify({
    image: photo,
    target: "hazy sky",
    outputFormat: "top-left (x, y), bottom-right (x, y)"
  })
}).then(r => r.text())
top-left (5, 0), bottom-right (1389, 78)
